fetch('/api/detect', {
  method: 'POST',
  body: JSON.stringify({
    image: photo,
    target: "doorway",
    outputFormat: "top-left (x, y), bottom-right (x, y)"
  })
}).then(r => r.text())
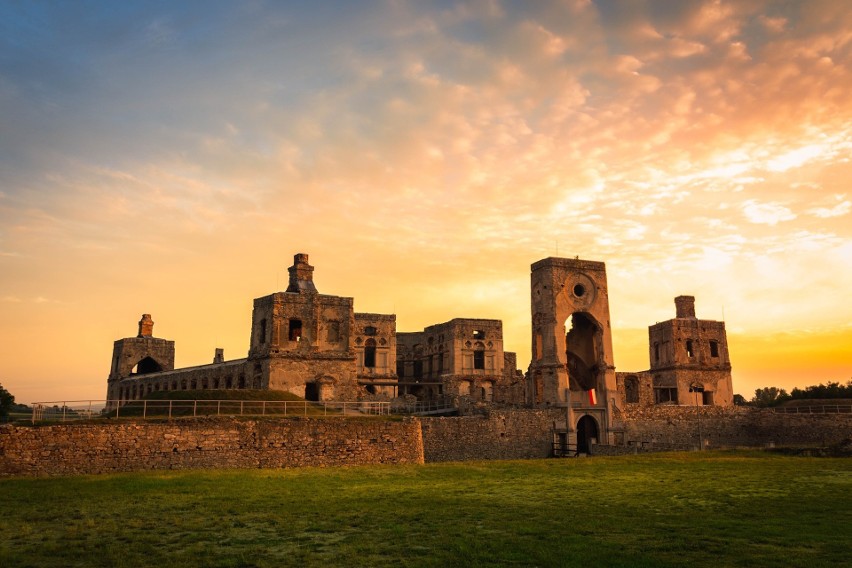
top-left (577, 415), bottom-right (599, 454)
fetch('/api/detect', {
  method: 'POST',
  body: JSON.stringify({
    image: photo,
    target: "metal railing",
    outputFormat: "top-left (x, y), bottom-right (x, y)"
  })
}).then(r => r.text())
top-left (772, 405), bottom-right (852, 414)
top-left (391, 396), bottom-right (457, 415)
top-left (30, 399), bottom-right (390, 423)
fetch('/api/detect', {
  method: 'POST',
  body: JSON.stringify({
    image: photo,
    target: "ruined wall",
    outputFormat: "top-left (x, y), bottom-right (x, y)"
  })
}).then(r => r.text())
top-left (616, 405), bottom-right (852, 449)
top-left (420, 409), bottom-right (562, 462)
top-left (0, 418), bottom-right (423, 477)
top-left (116, 359), bottom-right (252, 401)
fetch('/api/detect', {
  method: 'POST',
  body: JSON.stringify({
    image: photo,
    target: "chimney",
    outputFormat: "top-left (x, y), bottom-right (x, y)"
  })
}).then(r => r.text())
top-left (286, 253), bottom-right (318, 293)
top-left (137, 314), bottom-right (154, 338)
top-left (675, 296), bottom-right (696, 319)
top-left (214, 348), bottom-right (224, 364)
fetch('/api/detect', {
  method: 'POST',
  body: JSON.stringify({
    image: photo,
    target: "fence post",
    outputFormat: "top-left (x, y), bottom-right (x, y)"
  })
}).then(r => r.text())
top-left (217, 400), bottom-right (221, 416)
top-left (194, 400), bottom-right (197, 417)
top-left (63, 403), bottom-right (67, 422)
top-left (143, 400), bottom-right (148, 420)
top-left (240, 401), bottom-right (244, 416)
top-left (169, 400), bottom-right (173, 419)
top-left (262, 401), bottom-right (266, 416)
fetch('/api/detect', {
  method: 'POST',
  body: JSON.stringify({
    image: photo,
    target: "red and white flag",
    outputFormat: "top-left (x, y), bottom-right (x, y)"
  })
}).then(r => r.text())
top-left (588, 388), bottom-right (597, 405)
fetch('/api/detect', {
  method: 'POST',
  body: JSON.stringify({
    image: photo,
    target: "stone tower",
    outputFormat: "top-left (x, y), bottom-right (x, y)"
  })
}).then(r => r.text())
top-left (247, 253), bottom-right (359, 400)
top-left (105, 314), bottom-right (175, 406)
top-left (648, 296), bottom-right (733, 406)
top-left (529, 257), bottom-right (619, 447)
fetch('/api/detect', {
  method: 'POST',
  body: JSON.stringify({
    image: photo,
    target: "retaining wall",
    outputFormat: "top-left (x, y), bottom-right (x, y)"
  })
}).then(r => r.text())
top-left (0, 417), bottom-right (423, 477)
top-left (420, 409), bottom-right (561, 462)
top-left (618, 405), bottom-right (852, 449)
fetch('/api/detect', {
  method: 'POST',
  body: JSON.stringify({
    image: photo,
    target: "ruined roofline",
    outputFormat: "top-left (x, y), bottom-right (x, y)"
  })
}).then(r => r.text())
top-left (398, 317), bottom-right (503, 335)
top-left (254, 290), bottom-right (355, 304)
top-left (531, 257), bottom-right (606, 272)
top-left (116, 358), bottom-right (249, 381)
top-left (354, 312), bottom-right (396, 321)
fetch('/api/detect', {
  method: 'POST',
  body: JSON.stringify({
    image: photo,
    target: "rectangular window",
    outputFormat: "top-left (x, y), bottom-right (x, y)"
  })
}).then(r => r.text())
top-left (474, 350), bottom-right (485, 370)
top-left (710, 340), bottom-right (719, 357)
top-left (289, 319), bottom-right (302, 341)
top-left (413, 360), bottom-right (423, 379)
top-left (686, 340), bottom-right (694, 358)
top-left (396, 362), bottom-right (405, 378)
top-left (654, 387), bottom-right (678, 404)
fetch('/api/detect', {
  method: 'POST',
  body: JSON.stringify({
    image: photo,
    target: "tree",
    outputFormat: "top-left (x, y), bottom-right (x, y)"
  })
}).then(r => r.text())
top-left (733, 394), bottom-right (747, 406)
top-left (790, 380), bottom-right (852, 400)
top-left (0, 383), bottom-right (14, 419)
top-left (750, 387), bottom-right (790, 407)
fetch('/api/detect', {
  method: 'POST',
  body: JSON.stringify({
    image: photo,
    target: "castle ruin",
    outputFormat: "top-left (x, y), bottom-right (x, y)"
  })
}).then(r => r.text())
top-left (106, 253), bottom-right (733, 426)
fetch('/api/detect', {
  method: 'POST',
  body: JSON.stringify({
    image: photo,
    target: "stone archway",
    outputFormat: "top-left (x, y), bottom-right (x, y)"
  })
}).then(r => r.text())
top-left (577, 415), bottom-right (599, 454)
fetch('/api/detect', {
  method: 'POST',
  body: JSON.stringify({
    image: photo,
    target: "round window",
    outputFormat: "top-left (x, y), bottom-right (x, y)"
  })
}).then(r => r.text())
top-left (573, 284), bottom-right (586, 297)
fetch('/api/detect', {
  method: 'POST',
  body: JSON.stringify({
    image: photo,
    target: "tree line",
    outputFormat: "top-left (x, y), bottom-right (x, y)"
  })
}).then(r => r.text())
top-left (735, 380), bottom-right (852, 407)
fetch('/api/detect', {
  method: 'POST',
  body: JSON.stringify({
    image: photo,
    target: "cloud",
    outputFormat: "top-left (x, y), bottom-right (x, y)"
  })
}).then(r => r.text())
top-left (741, 200), bottom-right (796, 225)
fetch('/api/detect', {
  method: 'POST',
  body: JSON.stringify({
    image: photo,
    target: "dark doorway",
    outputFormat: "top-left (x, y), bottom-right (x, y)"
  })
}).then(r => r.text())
top-left (577, 415), bottom-right (599, 454)
top-left (304, 382), bottom-right (319, 401)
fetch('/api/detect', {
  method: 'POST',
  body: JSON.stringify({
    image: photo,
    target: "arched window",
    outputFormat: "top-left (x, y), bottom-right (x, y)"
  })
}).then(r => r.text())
top-left (364, 339), bottom-right (377, 368)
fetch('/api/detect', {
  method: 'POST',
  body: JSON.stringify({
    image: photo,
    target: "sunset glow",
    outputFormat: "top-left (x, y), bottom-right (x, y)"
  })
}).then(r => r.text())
top-left (1, 1), bottom-right (850, 402)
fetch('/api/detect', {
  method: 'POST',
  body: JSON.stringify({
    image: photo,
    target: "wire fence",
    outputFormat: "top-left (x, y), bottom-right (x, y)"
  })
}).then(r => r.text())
top-left (772, 405), bottom-right (852, 414)
top-left (29, 399), bottom-right (391, 423)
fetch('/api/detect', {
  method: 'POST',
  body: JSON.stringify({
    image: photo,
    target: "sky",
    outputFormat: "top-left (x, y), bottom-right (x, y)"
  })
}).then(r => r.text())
top-left (1, 0), bottom-right (850, 404)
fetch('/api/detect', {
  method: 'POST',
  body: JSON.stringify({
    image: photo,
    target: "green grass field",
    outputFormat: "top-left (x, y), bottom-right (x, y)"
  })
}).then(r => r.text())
top-left (1, 451), bottom-right (849, 567)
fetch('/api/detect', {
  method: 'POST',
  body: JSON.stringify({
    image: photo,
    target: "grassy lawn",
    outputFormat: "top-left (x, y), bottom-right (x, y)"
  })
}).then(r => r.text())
top-left (0, 451), bottom-right (849, 567)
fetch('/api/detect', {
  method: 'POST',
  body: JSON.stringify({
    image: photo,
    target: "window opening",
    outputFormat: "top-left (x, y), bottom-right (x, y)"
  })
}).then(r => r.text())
top-left (289, 319), bottom-right (302, 342)
top-left (472, 330), bottom-right (485, 339)
top-left (654, 387), bottom-right (678, 404)
top-left (710, 340), bottom-right (719, 357)
top-left (686, 340), bottom-right (694, 358)
top-left (364, 339), bottom-right (377, 368)
top-left (259, 319), bottom-right (267, 345)
top-left (364, 326), bottom-right (377, 336)
top-left (473, 347), bottom-right (485, 370)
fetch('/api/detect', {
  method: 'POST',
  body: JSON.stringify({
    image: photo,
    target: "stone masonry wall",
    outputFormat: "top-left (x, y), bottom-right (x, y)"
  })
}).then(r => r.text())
top-left (617, 405), bottom-right (852, 449)
top-left (0, 417), bottom-right (423, 477)
top-left (420, 409), bottom-right (562, 462)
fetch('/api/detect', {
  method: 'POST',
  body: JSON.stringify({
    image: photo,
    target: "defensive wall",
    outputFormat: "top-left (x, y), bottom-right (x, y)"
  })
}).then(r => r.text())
top-left (0, 417), bottom-right (423, 477)
top-left (1, 408), bottom-right (850, 476)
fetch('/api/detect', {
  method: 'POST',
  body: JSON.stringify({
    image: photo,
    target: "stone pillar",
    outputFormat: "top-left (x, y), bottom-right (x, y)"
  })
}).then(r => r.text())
top-left (137, 314), bottom-right (154, 338)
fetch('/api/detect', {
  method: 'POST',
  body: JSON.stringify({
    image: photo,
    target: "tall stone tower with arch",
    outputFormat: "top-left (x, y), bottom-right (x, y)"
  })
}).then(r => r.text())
top-left (529, 257), bottom-right (620, 448)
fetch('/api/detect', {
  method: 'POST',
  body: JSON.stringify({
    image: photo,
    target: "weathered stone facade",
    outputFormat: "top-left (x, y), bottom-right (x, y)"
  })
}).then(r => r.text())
top-left (107, 254), bottom-right (399, 405)
top-left (616, 295), bottom-right (734, 408)
top-left (0, 418), bottom-right (423, 476)
top-left (396, 318), bottom-right (519, 403)
top-left (528, 257), bottom-right (620, 447)
top-left (107, 255), bottom-right (523, 407)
